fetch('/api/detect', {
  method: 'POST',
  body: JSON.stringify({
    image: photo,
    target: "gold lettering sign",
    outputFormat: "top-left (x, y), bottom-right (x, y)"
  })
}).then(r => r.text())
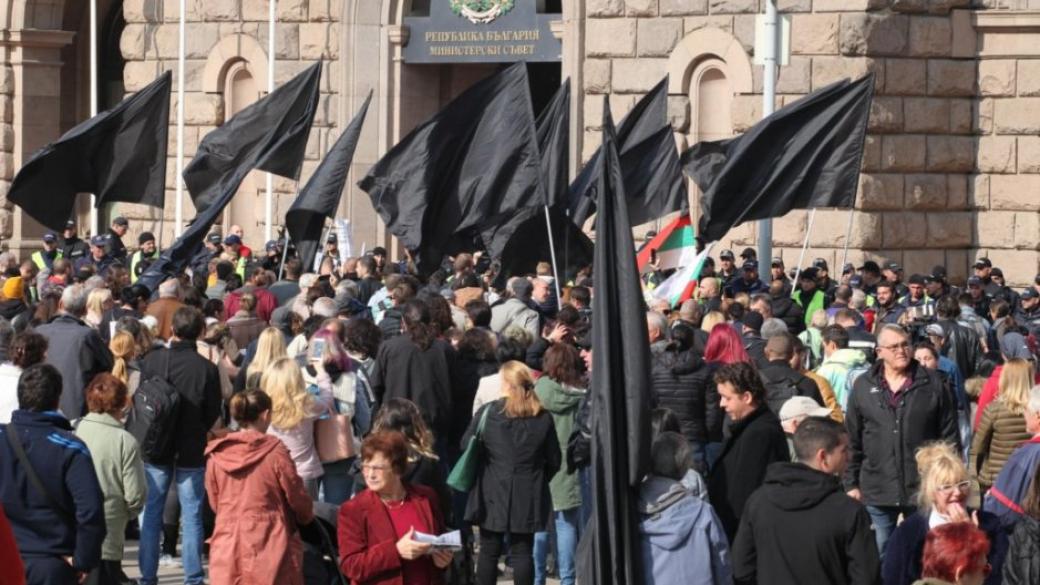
top-left (420, 28), bottom-right (541, 59)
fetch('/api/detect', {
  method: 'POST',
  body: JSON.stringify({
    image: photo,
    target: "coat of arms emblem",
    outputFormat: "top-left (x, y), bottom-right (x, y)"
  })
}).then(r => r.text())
top-left (449, 0), bottom-right (516, 24)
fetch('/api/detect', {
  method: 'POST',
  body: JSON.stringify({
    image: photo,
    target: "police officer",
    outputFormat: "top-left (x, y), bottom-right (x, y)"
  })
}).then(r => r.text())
top-left (729, 260), bottom-right (769, 295)
top-left (988, 267), bottom-right (1020, 307)
top-left (261, 239), bottom-right (283, 272)
top-left (74, 235), bottom-right (115, 277)
top-left (129, 232), bottom-right (160, 284)
top-left (813, 258), bottom-right (838, 306)
top-left (882, 261), bottom-right (909, 298)
top-left (31, 232), bottom-right (62, 271)
top-left (59, 219), bottom-right (89, 264)
top-left (1015, 288), bottom-right (1040, 338)
top-left (769, 257), bottom-right (793, 297)
top-left (972, 256), bottom-right (1003, 298)
top-left (717, 249), bottom-right (739, 291)
top-left (106, 216), bottom-right (129, 263)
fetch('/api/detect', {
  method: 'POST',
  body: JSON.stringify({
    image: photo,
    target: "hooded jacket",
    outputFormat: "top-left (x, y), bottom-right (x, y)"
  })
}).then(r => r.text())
top-left (0, 299), bottom-right (30, 330)
top-left (535, 375), bottom-right (585, 512)
top-left (649, 345), bottom-right (718, 451)
top-left (489, 297), bottom-right (540, 340)
top-left (1003, 514), bottom-right (1040, 585)
top-left (638, 475), bottom-right (731, 585)
top-left (205, 430), bottom-right (315, 585)
top-left (732, 462), bottom-right (879, 585)
top-left (816, 348), bottom-right (868, 411)
top-left (771, 295), bottom-right (806, 334)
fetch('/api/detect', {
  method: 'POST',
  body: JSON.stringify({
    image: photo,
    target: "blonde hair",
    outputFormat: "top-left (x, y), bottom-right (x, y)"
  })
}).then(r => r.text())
top-left (247, 328), bottom-right (288, 382)
top-left (499, 360), bottom-right (542, 418)
top-left (263, 357), bottom-right (312, 430)
top-left (109, 331), bottom-right (137, 385)
top-left (86, 287), bottom-right (112, 317)
top-left (916, 441), bottom-right (969, 511)
top-left (999, 358), bottom-right (1036, 416)
top-left (701, 311), bottom-right (726, 333)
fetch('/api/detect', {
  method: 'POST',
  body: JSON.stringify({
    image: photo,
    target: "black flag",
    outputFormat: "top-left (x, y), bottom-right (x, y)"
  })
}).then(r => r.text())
top-left (136, 64), bottom-right (321, 292)
top-left (9, 72), bottom-right (171, 231)
top-left (685, 74), bottom-right (875, 244)
top-left (184, 63), bottom-right (322, 214)
top-left (481, 205), bottom-right (593, 285)
top-left (578, 97), bottom-right (652, 585)
top-left (359, 62), bottom-right (545, 275)
top-left (537, 80), bottom-right (570, 208)
top-left (287, 91), bottom-right (372, 270)
top-left (566, 77), bottom-right (686, 227)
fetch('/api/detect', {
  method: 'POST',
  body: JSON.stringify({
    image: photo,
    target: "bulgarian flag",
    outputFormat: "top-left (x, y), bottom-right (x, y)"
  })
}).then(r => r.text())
top-left (637, 213), bottom-right (696, 273)
top-left (651, 243), bottom-right (715, 308)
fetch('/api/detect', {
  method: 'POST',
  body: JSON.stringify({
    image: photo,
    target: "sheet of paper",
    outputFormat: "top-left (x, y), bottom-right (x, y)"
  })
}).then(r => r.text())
top-left (413, 529), bottom-right (463, 549)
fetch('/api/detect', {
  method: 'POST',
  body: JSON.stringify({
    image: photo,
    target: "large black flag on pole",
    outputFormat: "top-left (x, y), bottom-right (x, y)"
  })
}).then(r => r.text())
top-left (184, 63), bottom-right (323, 214)
top-left (685, 74), bottom-right (875, 244)
top-left (577, 97), bottom-right (652, 585)
top-left (566, 77), bottom-right (686, 227)
top-left (136, 63), bottom-right (321, 292)
top-left (287, 91), bottom-right (372, 271)
top-left (537, 79), bottom-right (570, 208)
top-left (9, 72), bottom-right (172, 231)
top-left (358, 62), bottom-right (546, 276)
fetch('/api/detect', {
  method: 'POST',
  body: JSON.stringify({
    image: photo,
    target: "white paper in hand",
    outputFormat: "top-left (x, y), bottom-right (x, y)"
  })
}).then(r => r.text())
top-left (412, 529), bottom-right (462, 549)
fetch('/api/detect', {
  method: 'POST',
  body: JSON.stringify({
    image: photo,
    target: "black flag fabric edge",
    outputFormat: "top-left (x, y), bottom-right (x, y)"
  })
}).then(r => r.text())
top-left (536, 79), bottom-right (570, 208)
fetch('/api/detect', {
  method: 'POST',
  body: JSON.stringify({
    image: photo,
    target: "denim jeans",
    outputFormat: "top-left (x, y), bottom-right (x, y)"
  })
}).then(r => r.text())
top-left (139, 465), bottom-right (206, 585)
top-left (533, 509), bottom-right (580, 585)
top-left (319, 458), bottom-right (355, 505)
top-left (866, 504), bottom-right (916, 558)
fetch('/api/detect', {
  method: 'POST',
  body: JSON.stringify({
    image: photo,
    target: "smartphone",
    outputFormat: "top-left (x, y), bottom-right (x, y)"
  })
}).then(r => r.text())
top-left (309, 338), bottom-right (326, 362)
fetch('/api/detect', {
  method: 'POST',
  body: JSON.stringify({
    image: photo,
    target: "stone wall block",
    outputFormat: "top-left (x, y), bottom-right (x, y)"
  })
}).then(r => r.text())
top-left (981, 250), bottom-right (1039, 287)
top-left (861, 135), bottom-right (882, 172)
top-left (0, 97), bottom-right (12, 124)
top-left (611, 59), bottom-right (668, 93)
top-left (184, 23), bottom-right (221, 59)
top-left (949, 98), bottom-right (973, 134)
top-left (1017, 136), bottom-right (1040, 173)
top-left (588, 0), bottom-right (626, 16)
top-left (883, 212), bottom-right (928, 247)
top-left (904, 173), bottom-right (948, 209)
top-left (683, 15), bottom-right (734, 34)
top-left (927, 60), bottom-right (976, 96)
top-left (299, 23), bottom-right (331, 59)
top-left (977, 136), bottom-right (1016, 173)
top-left (903, 250), bottom-right (946, 277)
top-left (584, 60), bottom-right (611, 93)
top-left (868, 97), bottom-right (904, 133)
top-left (242, 0), bottom-right (269, 21)
top-left (584, 97), bottom-right (605, 131)
top-left (733, 15), bottom-right (756, 53)
top-left (809, 210), bottom-right (881, 248)
top-left (153, 24), bottom-right (179, 59)
top-left (948, 174), bottom-right (968, 208)
top-left (121, 24), bottom-right (150, 60)
top-left (903, 98), bottom-right (948, 133)
top-left (908, 16), bottom-right (951, 57)
top-left (926, 136), bottom-right (975, 172)
top-left (199, 0), bottom-right (240, 21)
top-left (839, 14), bottom-right (908, 57)
top-left (811, 56), bottom-right (883, 91)
top-left (587, 19), bottom-right (637, 57)
top-left (278, 0), bottom-right (308, 21)
top-left (791, 14), bottom-right (840, 55)
top-left (970, 174), bottom-right (990, 209)
top-left (926, 212), bottom-right (973, 248)
top-left (0, 126), bottom-right (13, 152)
top-left (772, 211), bottom-right (808, 247)
top-left (162, 0), bottom-right (201, 22)
top-left (815, 0), bottom-right (888, 11)
top-left (123, 0), bottom-right (155, 23)
top-left (124, 61), bottom-right (161, 92)
top-left (257, 22), bottom-right (301, 59)
top-left (709, 0), bottom-right (759, 13)
top-left (626, 0), bottom-right (659, 16)
top-left (977, 211), bottom-right (1017, 248)
top-left (0, 67), bottom-right (11, 95)
top-left (0, 153), bottom-right (12, 181)
top-left (609, 94), bottom-right (640, 123)
top-left (974, 98), bottom-right (994, 134)
top-left (776, 56), bottom-right (812, 94)
top-left (1017, 61), bottom-right (1040, 96)
top-left (990, 175), bottom-right (1040, 211)
top-left (660, 0), bottom-right (709, 14)
top-left (778, 0), bottom-right (813, 12)
top-left (891, 0), bottom-right (929, 13)
top-left (978, 59), bottom-right (1016, 97)
top-left (309, 0), bottom-right (331, 21)
top-left (731, 95), bottom-right (763, 132)
top-left (637, 18), bottom-right (684, 57)
top-left (184, 93), bottom-right (223, 125)
top-left (885, 59), bottom-right (927, 95)
top-left (1015, 212), bottom-right (1040, 250)
top-left (881, 135), bottom-right (926, 172)
top-left (994, 98), bottom-right (1040, 134)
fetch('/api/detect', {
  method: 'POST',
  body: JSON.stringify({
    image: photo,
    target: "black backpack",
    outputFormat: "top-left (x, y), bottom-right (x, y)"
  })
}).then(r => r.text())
top-left (125, 350), bottom-right (181, 462)
top-left (760, 370), bottom-right (800, 415)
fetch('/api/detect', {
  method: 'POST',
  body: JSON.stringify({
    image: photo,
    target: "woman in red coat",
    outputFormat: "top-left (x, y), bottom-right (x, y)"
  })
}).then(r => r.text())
top-left (338, 431), bottom-right (453, 585)
top-left (205, 390), bottom-right (315, 585)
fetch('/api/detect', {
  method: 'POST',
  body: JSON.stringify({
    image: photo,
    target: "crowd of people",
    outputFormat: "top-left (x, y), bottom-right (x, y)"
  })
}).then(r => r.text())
top-left (0, 220), bottom-right (1038, 585)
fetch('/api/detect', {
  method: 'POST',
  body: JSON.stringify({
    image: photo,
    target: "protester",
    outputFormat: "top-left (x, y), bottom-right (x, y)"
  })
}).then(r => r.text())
top-left (0, 332), bottom-right (47, 424)
top-left (0, 364), bottom-right (105, 585)
top-left (369, 398), bottom-right (449, 519)
top-left (844, 324), bottom-right (960, 556)
top-left (882, 442), bottom-right (1006, 585)
top-left (971, 358), bottom-right (1035, 492)
top-left (1002, 461), bottom-right (1040, 585)
top-left (465, 361), bottom-right (560, 585)
top-left (758, 333), bottom-right (825, 414)
top-left (778, 397), bottom-right (834, 459)
top-left (707, 361), bottom-right (789, 540)
top-left (338, 431), bottom-right (452, 585)
top-left (649, 321), bottom-right (715, 469)
top-left (238, 326), bottom-right (288, 392)
top-left (74, 373), bottom-right (146, 585)
top-left (206, 389), bottom-right (315, 585)
top-left (225, 268), bottom-right (278, 323)
top-left (982, 384), bottom-right (1040, 526)
top-left (974, 331), bottom-right (1038, 429)
top-left (732, 416), bottom-right (879, 585)
top-left (638, 431), bottom-right (731, 585)
top-left (226, 292), bottom-right (267, 349)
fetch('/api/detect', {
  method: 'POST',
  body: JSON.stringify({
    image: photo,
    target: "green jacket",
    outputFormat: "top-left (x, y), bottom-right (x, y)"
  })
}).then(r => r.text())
top-left (74, 412), bottom-right (147, 561)
top-left (534, 376), bottom-right (585, 512)
top-left (792, 288), bottom-right (826, 328)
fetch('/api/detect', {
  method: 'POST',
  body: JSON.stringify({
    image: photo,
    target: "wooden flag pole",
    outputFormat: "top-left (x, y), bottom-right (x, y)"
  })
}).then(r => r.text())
top-left (543, 205), bottom-right (563, 310)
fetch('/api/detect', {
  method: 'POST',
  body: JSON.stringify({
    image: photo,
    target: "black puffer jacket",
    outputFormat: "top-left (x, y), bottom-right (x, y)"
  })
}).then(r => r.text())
top-left (1003, 515), bottom-right (1040, 585)
top-left (935, 319), bottom-right (984, 379)
top-left (649, 344), bottom-right (718, 451)
top-left (843, 362), bottom-right (960, 507)
top-left (758, 360), bottom-right (824, 415)
top-left (770, 296), bottom-right (805, 335)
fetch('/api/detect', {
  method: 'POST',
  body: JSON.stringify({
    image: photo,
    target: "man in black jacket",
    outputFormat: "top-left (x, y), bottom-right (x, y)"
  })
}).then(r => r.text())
top-left (758, 333), bottom-right (824, 415)
top-left (732, 417), bottom-right (880, 585)
top-left (708, 362), bottom-right (789, 540)
top-left (843, 324), bottom-right (960, 557)
top-left (934, 295), bottom-right (984, 380)
top-left (136, 307), bottom-right (222, 585)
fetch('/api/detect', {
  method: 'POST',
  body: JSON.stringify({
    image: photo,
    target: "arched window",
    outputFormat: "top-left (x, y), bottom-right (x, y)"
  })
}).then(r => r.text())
top-left (692, 60), bottom-right (733, 144)
top-left (221, 60), bottom-right (262, 237)
top-left (224, 60), bottom-right (260, 116)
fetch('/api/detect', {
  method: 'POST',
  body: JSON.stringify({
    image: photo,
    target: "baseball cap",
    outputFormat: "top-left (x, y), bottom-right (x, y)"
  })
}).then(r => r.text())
top-left (206, 232), bottom-right (222, 245)
top-left (967, 276), bottom-right (982, 287)
top-left (1000, 332), bottom-right (1033, 360)
top-left (859, 260), bottom-right (881, 274)
top-left (924, 323), bottom-right (945, 338)
top-left (771, 257), bottom-right (784, 267)
top-left (224, 234), bottom-right (241, 246)
top-left (138, 231), bottom-right (155, 245)
top-left (799, 267), bottom-right (819, 281)
top-left (719, 249), bottom-right (735, 260)
top-left (740, 247), bottom-right (757, 259)
top-left (112, 216), bottom-right (129, 227)
top-left (64, 219), bottom-right (76, 229)
top-left (842, 263), bottom-right (855, 275)
top-left (779, 396), bottom-right (832, 422)
top-left (849, 275), bottom-right (863, 289)
top-left (265, 240), bottom-right (279, 252)
top-left (327, 233), bottom-right (337, 243)
top-left (742, 260), bottom-right (759, 271)
top-left (974, 257), bottom-right (992, 268)
top-left (1021, 288), bottom-right (1038, 300)
top-left (908, 273), bottom-right (925, 285)
top-left (885, 261), bottom-right (902, 272)
top-left (89, 235), bottom-right (107, 247)
top-left (931, 265), bottom-right (947, 280)
top-left (990, 267), bottom-right (1004, 278)
top-left (813, 258), bottom-right (829, 270)
top-left (42, 232), bottom-right (57, 243)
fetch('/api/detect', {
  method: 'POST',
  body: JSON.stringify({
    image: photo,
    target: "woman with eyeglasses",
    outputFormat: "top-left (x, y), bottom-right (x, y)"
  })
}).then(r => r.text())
top-left (882, 442), bottom-right (1007, 585)
top-left (338, 430), bottom-right (452, 585)
top-left (914, 522), bottom-right (992, 585)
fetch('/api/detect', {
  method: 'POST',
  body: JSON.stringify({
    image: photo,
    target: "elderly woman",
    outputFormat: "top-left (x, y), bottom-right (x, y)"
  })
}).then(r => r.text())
top-left (914, 523), bottom-right (992, 585)
top-left (882, 442), bottom-right (1007, 585)
top-left (338, 431), bottom-right (453, 585)
top-left (74, 373), bottom-right (146, 585)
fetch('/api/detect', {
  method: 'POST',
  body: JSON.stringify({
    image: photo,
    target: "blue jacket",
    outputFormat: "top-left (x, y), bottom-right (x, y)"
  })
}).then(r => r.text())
top-left (983, 439), bottom-right (1040, 528)
top-left (638, 476), bottom-right (732, 585)
top-left (0, 410), bottom-right (106, 571)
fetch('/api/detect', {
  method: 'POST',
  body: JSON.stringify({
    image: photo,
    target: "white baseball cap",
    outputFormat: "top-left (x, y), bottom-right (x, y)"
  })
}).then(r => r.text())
top-left (779, 396), bottom-right (832, 422)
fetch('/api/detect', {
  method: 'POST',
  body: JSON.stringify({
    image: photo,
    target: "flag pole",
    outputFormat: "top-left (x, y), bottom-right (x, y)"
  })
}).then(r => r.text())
top-left (265, 0), bottom-right (276, 243)
top-left (543, 206), bottom-right (563, 310)
top-left (89, 0), bottom-right (98, 237)
top-left (756, 0), bottom-right (778, 265)
top-left (174, 0), bottom-right (186, 239)
top-left (791, 208), bottom-right (817, 286)
top-left (277, 230), bottom-right (291, 280)
top-left (840, 207), bottom-right (855, 270)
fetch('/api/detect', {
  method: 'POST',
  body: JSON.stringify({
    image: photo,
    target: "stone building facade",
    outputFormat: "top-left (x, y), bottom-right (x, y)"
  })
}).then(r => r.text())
top-left (0, 0), bottom-right (1037, 285)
